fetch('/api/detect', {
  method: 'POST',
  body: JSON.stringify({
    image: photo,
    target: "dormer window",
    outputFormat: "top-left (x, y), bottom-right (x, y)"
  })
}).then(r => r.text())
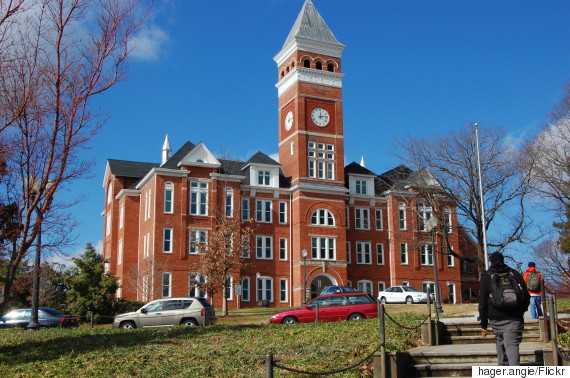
top-left (258, 170), bottom-right (270, 186)
top-left (349, 176), bottom-right (374, 196)
top-left (355, 180), bottom-right (367, 195)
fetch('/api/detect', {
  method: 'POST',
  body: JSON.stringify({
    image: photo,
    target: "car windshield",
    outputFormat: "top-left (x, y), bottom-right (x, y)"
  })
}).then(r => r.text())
top-left (402, 287), bottom-right (420, 292)
top-left (196, 298), bottom-right (212, 308)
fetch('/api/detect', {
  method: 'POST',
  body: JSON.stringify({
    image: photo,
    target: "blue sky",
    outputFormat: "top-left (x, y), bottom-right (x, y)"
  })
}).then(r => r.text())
top-left (57, 0), bottom-right (570, 262)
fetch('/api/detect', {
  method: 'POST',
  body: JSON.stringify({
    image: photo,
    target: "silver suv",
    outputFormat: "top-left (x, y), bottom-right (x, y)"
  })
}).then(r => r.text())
top-left (113, 297), bottom-right (217, 329)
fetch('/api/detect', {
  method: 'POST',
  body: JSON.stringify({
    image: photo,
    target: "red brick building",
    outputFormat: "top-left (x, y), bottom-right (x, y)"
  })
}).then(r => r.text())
top-left (102, 0), bottom-right (478, 308)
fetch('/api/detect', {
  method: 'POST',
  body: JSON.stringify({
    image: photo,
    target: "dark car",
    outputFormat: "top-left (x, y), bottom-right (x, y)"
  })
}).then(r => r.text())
top-left (0, 307), bottom-right (79, 329)
top-left (270, 292), bottom-right (378, 324)
top-left (319, 285), bottom-right (359, 295)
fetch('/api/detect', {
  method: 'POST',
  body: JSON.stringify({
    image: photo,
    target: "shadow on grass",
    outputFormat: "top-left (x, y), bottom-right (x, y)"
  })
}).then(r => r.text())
top-left (0, 323), bottom-right (266, 366)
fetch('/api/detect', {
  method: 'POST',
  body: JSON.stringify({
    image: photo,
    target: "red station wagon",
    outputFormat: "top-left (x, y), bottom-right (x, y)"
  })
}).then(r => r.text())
top-left (270, 292), bottom-right (378, 324)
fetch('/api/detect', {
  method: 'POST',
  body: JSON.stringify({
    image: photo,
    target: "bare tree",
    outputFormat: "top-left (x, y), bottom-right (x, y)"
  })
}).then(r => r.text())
top-left (0, 0), bottom-right (146, 315)
top-left (192, 199), bottom-right (255, 316)
top-left (524, 80), bottom-right (570, 211)
top-left (534, 238), bottom-right (570, 292)
top-left (393, 123), bottom-right (536, 273)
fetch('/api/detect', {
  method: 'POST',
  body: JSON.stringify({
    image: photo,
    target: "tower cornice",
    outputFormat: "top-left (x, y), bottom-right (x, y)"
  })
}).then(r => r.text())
top-left (276, 67), bottom-right (344, 97)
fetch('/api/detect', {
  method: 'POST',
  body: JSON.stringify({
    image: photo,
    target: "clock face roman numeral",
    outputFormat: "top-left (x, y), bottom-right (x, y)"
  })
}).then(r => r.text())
top-left (311, 107), bottom-right (329, 127)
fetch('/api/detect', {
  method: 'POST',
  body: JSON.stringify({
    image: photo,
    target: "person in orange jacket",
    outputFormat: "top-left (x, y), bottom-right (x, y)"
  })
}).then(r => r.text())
top-left (522, 262), bottom-right (543, 319)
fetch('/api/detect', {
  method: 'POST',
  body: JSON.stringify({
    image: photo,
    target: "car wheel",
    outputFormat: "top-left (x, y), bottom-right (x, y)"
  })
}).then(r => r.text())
top-left (380, 297), bottom-right (387, 304)
top-left (181, 319), bottom-right (198, 327)
top-left (405, 296), bottom-right (414, 304)
top-left (38, 326), bottom-right (48, 330)
top-left (282, 316), bottom-right (298, 324)
top-left (348, 313), bottom-right (364, 321)
top-left (120, 321), bottom-right (136, 330)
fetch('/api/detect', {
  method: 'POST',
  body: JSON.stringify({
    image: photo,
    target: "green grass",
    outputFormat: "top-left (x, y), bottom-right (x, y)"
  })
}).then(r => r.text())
top-left (0, 311), bottom-right (425, 377)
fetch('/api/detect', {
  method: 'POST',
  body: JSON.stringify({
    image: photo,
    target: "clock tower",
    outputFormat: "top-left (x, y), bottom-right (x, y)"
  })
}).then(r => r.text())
top-left (274, 0), bottom-right (346, 186)
top-left (274, 0), bottom-right (349, 305)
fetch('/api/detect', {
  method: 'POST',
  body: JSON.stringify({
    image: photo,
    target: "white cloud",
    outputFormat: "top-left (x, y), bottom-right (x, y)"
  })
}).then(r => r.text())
top-left (269, 152), bottom-right (280, 162)
top-left (129, 25), bottom-right (169, 61)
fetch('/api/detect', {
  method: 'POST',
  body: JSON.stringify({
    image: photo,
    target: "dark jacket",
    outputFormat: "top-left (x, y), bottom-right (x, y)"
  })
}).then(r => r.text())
top-left (478, 262), bottom-right (530, 330)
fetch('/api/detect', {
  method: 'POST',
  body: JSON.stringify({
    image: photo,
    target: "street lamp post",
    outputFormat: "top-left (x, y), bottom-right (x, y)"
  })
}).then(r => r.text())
top-left (426, 218), bottom-right (443, 314)
top-left (301, 249), bottom-right (307, 305)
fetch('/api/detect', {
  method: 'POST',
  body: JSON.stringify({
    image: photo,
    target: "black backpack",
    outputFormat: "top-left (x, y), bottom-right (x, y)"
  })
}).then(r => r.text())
top-left (526, 271), bottom-right (541, 291)
top-left (489, 270), bottom-right (525, 309)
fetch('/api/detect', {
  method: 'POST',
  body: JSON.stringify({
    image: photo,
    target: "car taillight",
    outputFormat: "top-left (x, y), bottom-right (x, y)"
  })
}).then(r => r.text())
top-left (201, 308), bottom-right (204, 316)
top-left (60, 317), bottom-right (67, 323)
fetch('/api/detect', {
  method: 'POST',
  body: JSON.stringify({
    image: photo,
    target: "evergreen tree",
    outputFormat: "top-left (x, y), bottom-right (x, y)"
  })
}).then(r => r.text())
top-left (554, 199), bottom-right (570, 254)
top-left (64, 243), bottom-right (118, 323)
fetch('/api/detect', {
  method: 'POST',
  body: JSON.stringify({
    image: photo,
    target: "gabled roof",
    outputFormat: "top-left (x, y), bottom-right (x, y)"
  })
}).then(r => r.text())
top-left (247, 151), bottom-right (280, 166)
top-left (160, 141), bottom-right (196, 169)
top-left (345, 162), bottom-right (376, 176)
top-left (107, 159), bottom-right (159, 179)
top-left (178, 142), bottom-right (220, 168)
top-left (283, 0), bottom-right (344, 48)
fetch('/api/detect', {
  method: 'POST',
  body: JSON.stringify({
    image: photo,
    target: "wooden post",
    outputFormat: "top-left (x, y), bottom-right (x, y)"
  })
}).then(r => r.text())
top-left (265, 353), bottom-right (273, 378)
top-left (541, 279), bottom-right (549, 341)
top-left (549, 296), bottom-right (559, 366)
top-left (379, 302), bottom-right (386, 378)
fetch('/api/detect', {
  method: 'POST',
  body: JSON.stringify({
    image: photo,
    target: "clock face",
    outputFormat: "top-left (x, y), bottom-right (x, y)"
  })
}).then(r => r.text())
top-left (285, 111), bottom-right (293, 131)
top-left (311, 107), bottom-right (330, 127)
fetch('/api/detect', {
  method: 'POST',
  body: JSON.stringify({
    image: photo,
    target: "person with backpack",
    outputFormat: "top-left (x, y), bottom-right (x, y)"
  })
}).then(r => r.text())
top-left (479, 252), bottom-right (530, 366)
top-left (522, 262), bottom-right (543, 319)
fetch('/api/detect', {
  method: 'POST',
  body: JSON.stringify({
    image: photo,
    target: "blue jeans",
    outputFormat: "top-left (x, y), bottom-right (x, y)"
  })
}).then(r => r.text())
top-left (530, 295), bottom-right (542, 319)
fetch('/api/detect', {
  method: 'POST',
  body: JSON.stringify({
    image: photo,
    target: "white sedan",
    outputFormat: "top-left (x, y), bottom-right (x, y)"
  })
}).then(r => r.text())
top-left (378, 286), bottom-right (432, 304)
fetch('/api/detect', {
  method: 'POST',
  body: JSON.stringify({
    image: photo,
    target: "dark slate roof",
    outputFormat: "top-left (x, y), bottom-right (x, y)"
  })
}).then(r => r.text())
top-left (283, 0), bottom-right (344, 48)
top-left (160, 141), bottom-right (196, 169)
top-left (376, 165), bottom-right (414, 192)
top-left (247, 151), bottom-right (280, 166)
top-left (108, 159), bottom-right (159, 179)
top-left (345, 162), bottom-right (376, 176)
top-left (219, 159), bottom-right (247, 176)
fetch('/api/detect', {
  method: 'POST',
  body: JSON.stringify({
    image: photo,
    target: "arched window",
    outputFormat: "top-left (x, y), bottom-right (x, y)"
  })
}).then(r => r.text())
top-left (106, 182), bottom-right (113, 204)
top-left (315, 61), bottom-right (323, 70)
top-left (304, 59), bottom-right (311, 68)
top-left (327, 63), bottom-right (334, 72)
top-left (281, 71), bottom-right (285, 78)
top-left (310, 208), bottom-right (335, 226)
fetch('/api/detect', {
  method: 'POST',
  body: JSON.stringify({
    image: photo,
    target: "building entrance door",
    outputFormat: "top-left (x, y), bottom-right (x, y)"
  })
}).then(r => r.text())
top-left (310, 275), bottom-right (334, 299)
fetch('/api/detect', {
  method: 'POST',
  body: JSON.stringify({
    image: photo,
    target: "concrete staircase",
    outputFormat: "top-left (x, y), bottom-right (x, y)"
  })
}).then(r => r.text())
top-left (390, 319), bottom-right (551, 377)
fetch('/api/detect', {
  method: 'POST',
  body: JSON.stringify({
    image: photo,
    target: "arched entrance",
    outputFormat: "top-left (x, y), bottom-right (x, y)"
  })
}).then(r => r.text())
top-left (309, 274), bottom-right (336, 299)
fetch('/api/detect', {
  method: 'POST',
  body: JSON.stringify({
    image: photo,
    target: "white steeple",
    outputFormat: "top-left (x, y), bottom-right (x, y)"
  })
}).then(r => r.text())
top-left (360, 156), bottom-right (366, 168)
top-left (162, 135), bottom-right (171, 165)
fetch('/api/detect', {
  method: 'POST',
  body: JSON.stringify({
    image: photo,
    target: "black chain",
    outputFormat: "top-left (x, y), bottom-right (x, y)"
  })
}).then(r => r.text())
top-left (554, 340), bottom-right (570, 361)
top-left (273, 342), bottom-right (383, 375)
top-left (383, 310), bottom-right (430, 330)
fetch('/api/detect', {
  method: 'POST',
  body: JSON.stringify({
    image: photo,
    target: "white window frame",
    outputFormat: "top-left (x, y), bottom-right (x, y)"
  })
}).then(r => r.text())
top-left (376, 243), bottom-right (384, 265)
top-left (346, 242), bottom-right (351, 264)
top-left (241, 277), bottom-right (250, 302)
top-left (398, 202), bottom-right (407, 230)
top-left (119, 204), bottom-right (124, 230)
top-left (308, 142), bottom-right (335, 180)
top-left (258, 170), bottom-right (271, 186)
top-left (279, 238), bottom-right (287, 260)
top-left (311, 236), bottom-right (336, 260)
top-left (225, 276), bottom-right (233, 301)
top-left (402, 281), bottom-right (409, 286)
top-left (163, 228), bottom-right (173, 254)
top-left (164, 182), bottom-right (174, 214)
top-left (418, 202), bottom-right (433, 231)
top-left (256, 200), bottom-right (272, 223)
top-left (105, 212), bottom-right (112, 236)
top-left (225, 187), bottom-right (234, 217)
top-left (447, 247), bottom-right (455, 267)
top-left (118, 239), bottom-right (123, 265)
top-left (422, 281), bottom-right (435, 296)
top-left (162, 272), bottom-right (172, 298)
top-left (355, 208), bottom-right (370, 230)
top-left (420, 244), bottom-right (434, 266)
top-left (356, 241), bottom-right (372, 265)
top-left (378, 281), bottom-right (386, 293)
top-left (257, 276), bottom-right (273, 302)
top-left (358, 280), bottom-right (373, 295)
top-left (145, 190), bottom-right (151, 220)
top-left (400, 243), bottom-right (408, 265)
top-left (279, 202), bottom-right (287, 224)
top-left (310, 208), bottom-right (335, 226)
top-left (107, 182), bottom-right (113, 204)
top-left (188, 273), bottom-right (207, 298)
top-left (355, 179), bottom-right (367, 195)
top-left (256, 235), bottom-right (273, 260)
top-left (279, 278), bottom-right (288, 303)
top-left (241, 198), bottom-right (249, 221)
top-left (189, 230), bottom-right (207, 254)
top-left (190, 181), bottom-right (208, 216)
top-left (445, 207), bottom-right (453, 233)
top-left (375, 209), bottom-right (383, 230)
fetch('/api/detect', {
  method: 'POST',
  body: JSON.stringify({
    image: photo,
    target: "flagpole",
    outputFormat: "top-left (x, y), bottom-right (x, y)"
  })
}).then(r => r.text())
top-left (474, 123), bottom-right (489, 268)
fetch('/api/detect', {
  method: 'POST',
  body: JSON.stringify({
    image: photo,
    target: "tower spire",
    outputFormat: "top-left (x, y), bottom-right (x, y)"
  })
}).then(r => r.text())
top-left (162, 135), bottom-right (171, 165)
